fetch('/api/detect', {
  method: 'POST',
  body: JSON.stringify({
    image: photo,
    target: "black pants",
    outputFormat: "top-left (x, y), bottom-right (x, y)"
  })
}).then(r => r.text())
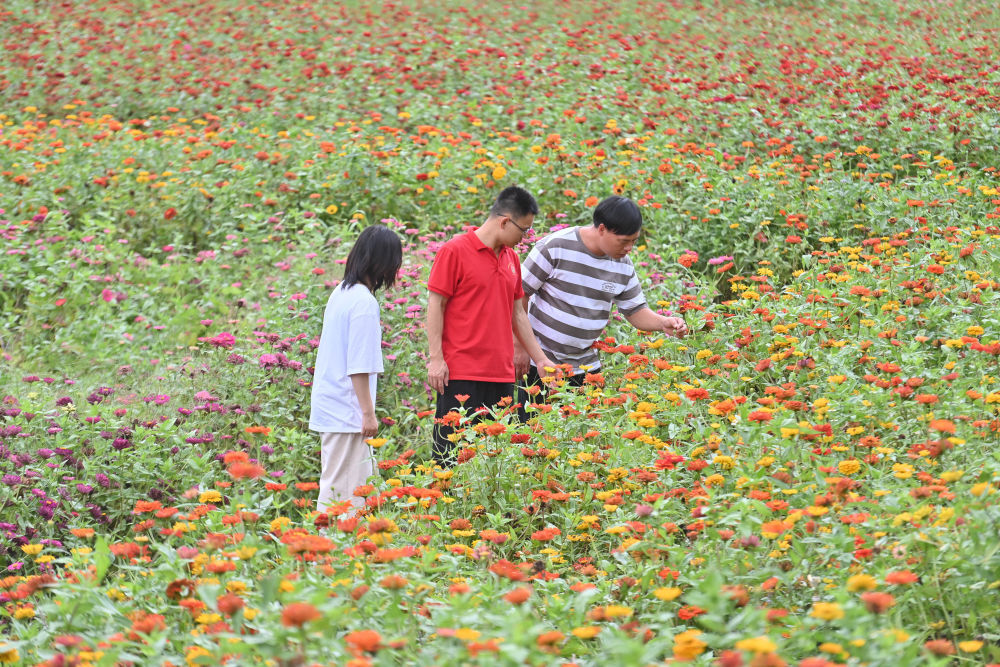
top-left (516, 365), bottom-right (586, 422)
top-left (433, 379), bottom-right (514, 466)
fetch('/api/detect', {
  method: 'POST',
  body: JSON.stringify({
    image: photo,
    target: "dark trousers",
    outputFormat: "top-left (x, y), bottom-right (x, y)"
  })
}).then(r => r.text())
top-left (433, 380), bottom-right (514, 466)
top-left (516, 365), bottom-right (586, 422)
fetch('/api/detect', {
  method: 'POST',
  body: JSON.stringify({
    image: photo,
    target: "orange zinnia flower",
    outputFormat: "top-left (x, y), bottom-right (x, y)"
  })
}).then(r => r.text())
top-left (379, 574), bottom-right (408, 589)
top-left (223, 451), bottom-right (250, 464)
top-left (281, 602), bottom-right (321, 627)
top-left (503, 587), bottom-right (532, 604)
top-left (489, 559), bottom-right (527, 581)
top-left (179, 598), bottom-right (206, 616)
top-left (217, 593), bottom-right (245, 616)
top-left (345, 629), bottom-right (381, 653)
top-left (712, 399), bottom-right (737, 414)
top-left (685, 388), bottom-right (710, 401)
top-left (861, 592), bottom-right (895, 613)
top-left (228, 462), bottom-right (267, 479)
top-left (885, 570), bottom-right (919, 585)
top-left (132, 500), bottom-right (163, 514)
top-left (923, 639), bottom-right (955, 656)
top-left (536, 630), bottom-right (564, 650)
top-left (531, 527), bottom-right (561, 541)
top-left (928, 419), bottom-right (955, 433)
top-left (760, 520), bottom-right (793, 537)
top-left (483, 423), bottom-right (506, 436)
top-left (128, 612), bottom-right (166, 639)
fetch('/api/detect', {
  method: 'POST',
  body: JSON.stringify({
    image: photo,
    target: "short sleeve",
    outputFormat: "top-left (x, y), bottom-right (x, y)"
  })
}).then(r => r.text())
top-left (512, 252), bottom-right (525, 300)
top-left (614, 260), bottom-right (647, 316)
top-left (521, 240), bottom-right (552, 297)
top-left (427, 242), bottom-right (458, 298)
top-left (345, 305), bottom-right (384, 376)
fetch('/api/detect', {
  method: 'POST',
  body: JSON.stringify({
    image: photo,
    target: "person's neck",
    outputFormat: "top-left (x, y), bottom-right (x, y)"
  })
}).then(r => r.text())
top-left (578, 226), bottom-right (606, 257)
top-left (474, 219), bottom-right (504, 254)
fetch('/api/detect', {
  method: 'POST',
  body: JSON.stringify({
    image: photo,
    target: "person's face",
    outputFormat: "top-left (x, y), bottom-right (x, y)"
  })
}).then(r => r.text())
top-left (597, 224), bottom-right (639, 258)
top-left (503, 213), bottom-right (535, 244)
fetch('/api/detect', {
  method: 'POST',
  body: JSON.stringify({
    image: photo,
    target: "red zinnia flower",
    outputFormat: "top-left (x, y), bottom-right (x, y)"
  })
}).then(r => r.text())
top-left (677, 605), bottom-right (706, 620)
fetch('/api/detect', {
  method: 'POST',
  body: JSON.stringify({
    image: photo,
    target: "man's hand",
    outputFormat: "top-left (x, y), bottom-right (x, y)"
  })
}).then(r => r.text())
top-left (360, 410), bottom-right (378, 439)
top-left (426, 357), bottom-right (449, 394)
top-left (514, 345), bottom-right (531, 381)
top-left (536, 357), bottom-right (564, 385)
top-left (661, 316), bottom-right (688, 338)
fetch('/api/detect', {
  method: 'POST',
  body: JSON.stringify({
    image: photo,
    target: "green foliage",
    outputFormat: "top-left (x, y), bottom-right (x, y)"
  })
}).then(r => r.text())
top-left (2, 0), bottom-right (1000, 665)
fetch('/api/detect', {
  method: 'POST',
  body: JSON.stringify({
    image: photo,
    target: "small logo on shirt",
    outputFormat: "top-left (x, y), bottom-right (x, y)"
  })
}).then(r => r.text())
top-left (601, 282), bottom-right (616, 292)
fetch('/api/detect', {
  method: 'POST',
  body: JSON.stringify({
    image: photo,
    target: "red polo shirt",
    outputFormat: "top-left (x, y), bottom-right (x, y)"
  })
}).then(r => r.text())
top-left (428, 230), bottom-right (524, 382)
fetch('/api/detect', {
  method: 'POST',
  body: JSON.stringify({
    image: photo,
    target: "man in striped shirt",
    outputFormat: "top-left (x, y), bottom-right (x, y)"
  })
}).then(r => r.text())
top-left (515, 196), bottom-right (687, 396)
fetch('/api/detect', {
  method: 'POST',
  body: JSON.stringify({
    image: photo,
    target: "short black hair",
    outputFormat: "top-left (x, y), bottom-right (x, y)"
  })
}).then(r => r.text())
top-left (342, 225), bottom-right (403, 293)
top-left (490, 185), bottom-right (539, 219)
top-left (593, 196), bottom-right (642, 236)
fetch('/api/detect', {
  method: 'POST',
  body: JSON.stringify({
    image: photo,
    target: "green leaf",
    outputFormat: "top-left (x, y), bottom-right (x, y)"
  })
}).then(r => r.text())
top-left (92, 536), bottom-right (111, 585)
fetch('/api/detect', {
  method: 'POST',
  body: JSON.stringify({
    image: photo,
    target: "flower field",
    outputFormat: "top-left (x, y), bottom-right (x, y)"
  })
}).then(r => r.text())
top-left (2, 0), bottom-right (1000, 664)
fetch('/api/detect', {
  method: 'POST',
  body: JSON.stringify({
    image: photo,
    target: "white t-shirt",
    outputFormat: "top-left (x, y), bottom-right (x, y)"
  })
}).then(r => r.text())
top-left (309, 283), bottom-right (384, 432)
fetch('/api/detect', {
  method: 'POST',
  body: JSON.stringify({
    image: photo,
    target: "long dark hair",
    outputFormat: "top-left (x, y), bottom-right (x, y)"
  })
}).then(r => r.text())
top-left (341, 225), bottom-right (403, 293)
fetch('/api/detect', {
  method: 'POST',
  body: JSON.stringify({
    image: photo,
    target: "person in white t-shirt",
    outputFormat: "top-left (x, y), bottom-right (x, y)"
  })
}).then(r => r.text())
top-left (309, 225), bottom-right (402, 512)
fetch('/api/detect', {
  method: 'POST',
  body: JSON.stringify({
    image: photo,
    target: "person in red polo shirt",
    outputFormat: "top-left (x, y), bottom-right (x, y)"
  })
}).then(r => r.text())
top-left (426, 186), bottom-right (555, 465)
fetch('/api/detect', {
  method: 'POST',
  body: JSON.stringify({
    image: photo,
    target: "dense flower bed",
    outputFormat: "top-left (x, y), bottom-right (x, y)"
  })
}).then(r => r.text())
top-left (1, 0), bottom-right (999, 665)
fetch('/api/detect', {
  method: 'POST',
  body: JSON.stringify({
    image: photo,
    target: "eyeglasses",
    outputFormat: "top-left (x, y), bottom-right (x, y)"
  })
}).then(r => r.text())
top-left (505, 215), bottom-right (532, 235)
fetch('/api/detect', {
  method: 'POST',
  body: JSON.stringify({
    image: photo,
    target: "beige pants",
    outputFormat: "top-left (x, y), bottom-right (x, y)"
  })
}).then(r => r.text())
top-left (317, 432), bottom-right (374, 512)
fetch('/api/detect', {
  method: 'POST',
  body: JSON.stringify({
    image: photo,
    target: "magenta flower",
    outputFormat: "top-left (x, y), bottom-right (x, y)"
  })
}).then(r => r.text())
top-left (197, 331), bottom-right (236, 348)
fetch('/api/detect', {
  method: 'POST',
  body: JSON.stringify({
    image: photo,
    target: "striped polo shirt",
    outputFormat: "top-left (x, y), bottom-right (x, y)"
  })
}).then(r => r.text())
top-left (522, 226), bottom-right (646, 374)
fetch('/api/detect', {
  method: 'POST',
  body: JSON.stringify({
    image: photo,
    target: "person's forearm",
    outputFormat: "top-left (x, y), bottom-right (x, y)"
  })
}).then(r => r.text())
top-left (626, 307), bottom-right (664, 332)
top-left (513, 297), bottom-right (528, 354)
top-left (350, 373), bottom-right (375, 416)
top-left (512, 304), bottom-right (550, 367)
top-left (426, 293), bottom-right (445, 360)
top-left (425, 292), bottom-right (450, 393)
